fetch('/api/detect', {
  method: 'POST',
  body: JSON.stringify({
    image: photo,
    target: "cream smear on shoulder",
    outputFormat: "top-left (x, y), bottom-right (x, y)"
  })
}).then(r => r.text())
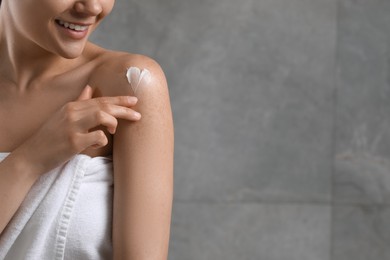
top-left (126, 67), bottom-right (151, 95)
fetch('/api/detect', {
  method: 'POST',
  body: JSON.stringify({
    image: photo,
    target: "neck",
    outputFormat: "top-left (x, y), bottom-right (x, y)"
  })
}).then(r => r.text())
top-left (0, 44), bottom-right (69, 89)
top-left (0, 11), bottom-right (80, 90)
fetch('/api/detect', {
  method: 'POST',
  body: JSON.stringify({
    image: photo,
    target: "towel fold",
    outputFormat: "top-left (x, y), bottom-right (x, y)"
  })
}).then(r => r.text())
top-left (0, 153), bottom-right (113, 260)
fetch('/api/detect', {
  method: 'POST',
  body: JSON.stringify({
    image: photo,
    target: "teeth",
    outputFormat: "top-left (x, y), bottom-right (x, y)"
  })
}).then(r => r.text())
top-left (57, 20), bottom-right (88, 31)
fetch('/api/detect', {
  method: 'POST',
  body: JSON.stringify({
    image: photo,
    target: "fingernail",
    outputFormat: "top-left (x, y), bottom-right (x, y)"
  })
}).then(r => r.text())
top-left (128, 96), bottom-right (138, 103)
top-left (134, 112), bottom-right (141, 119)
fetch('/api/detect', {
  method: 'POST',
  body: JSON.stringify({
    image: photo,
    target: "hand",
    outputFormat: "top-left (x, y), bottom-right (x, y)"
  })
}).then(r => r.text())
top-left (14, 85), bottom-right (141, 174)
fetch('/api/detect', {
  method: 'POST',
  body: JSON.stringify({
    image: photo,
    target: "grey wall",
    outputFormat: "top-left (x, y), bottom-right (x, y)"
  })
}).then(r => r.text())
top-left (91, 0), bottom-right (390, 259)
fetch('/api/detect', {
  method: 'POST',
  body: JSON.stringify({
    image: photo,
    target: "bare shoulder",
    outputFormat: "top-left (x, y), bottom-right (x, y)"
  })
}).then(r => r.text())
top-left (88, 50), bottom-right (168, 100)
top-left (88, 48), bottom-right (173, 135)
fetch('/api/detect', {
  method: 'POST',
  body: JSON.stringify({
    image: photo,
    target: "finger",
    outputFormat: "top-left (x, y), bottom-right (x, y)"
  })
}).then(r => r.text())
top-left (66, 103), bottom-right (140, 136)
top-left (79, 110), bottom-right (119, 134)
top-left (97, 104), bottom-right (141, 122)
top-left (109, 105), bottom-right (142, 121)
top-left (89, 107), bottom-right (141, 131)
top-left (80, 130), bottom-right (108, 149)
top-left (77, 85), bottom-right (93, 101)
top-left (80, 102), bottom-right (141, 125)
top-left (73, 95), bottom-right (138, 111)
top-left (94, 96), bottom-right (138, 108)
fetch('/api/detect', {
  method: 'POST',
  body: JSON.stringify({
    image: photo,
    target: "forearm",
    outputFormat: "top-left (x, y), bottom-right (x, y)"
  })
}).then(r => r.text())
top-left (0, 151), bottom-right (41, 234)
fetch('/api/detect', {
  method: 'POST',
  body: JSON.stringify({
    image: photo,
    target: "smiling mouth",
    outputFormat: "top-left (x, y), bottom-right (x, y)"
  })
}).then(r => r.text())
top-left (55, 19), bottom-right (89, 32)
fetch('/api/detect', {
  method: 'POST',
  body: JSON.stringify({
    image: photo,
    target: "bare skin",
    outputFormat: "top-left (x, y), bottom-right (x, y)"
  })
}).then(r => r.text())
top-left (0, 0), bottom-right (174, 259)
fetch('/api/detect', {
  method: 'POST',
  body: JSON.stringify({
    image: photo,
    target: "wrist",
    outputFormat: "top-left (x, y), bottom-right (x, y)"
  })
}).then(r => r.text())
top-left (2, 148), bottom-right (43, 183)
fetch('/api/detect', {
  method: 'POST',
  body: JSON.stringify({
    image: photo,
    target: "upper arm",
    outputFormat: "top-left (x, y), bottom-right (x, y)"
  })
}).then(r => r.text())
top-left (110, 56), bottom-right (174, 259)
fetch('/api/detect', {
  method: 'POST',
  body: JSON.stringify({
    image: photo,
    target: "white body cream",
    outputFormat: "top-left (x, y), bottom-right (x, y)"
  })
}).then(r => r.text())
top-left (126, 67), bottom-right (151, 95)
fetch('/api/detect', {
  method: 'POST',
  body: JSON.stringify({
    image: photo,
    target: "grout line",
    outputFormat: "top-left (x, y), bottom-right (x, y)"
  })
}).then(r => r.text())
top-left (173, 199), bottom-right (390, 207)
top-left (330, 0), bottom-right (342, 259)
top-left (173, 199), bottom-right (331, 206)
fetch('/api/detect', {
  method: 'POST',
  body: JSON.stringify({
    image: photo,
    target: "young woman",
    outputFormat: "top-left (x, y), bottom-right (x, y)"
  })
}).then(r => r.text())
top-left (0, 0), bottom-right (174, 259)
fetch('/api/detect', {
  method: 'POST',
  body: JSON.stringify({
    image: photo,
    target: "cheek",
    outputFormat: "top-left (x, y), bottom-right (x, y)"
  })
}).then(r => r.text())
top-left (102, 0), bottom-right (115, 17)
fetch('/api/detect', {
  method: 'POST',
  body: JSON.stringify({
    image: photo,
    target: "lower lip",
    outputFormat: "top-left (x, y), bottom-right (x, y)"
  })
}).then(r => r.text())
top-left (56, 22), bottom-right (89, 40)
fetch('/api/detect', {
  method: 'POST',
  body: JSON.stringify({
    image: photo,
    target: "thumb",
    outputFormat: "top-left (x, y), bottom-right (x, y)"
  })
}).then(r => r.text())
top-left (77, 85), bottom-right (93, 101)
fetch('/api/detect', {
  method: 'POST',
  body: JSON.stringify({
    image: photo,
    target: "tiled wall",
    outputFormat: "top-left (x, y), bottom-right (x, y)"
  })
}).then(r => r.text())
top-left (91, 0), bottom-right (390, 259)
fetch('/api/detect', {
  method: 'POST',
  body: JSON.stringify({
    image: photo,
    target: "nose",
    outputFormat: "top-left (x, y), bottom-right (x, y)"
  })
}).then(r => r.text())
top-left (74, 0), bottom-right (103, 16)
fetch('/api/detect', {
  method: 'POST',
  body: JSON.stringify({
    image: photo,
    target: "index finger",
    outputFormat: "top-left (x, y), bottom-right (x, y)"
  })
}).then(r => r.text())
top-left (79, 95), bottom-right (138, 109)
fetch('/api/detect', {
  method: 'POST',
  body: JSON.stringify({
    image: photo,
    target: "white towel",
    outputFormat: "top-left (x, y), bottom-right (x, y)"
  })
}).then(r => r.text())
top-left (0, 153), bottom-right (113, 260)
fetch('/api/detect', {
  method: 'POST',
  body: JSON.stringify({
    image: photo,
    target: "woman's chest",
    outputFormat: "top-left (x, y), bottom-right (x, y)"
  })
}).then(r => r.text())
top-left (0, 89), bottom-right (64, 152)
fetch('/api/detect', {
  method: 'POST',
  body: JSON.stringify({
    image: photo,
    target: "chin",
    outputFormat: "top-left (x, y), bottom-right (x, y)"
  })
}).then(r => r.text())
top-left (61, 52), bottom-right (83, 59)
top-left (56, 46), bottom-right (85, 59)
